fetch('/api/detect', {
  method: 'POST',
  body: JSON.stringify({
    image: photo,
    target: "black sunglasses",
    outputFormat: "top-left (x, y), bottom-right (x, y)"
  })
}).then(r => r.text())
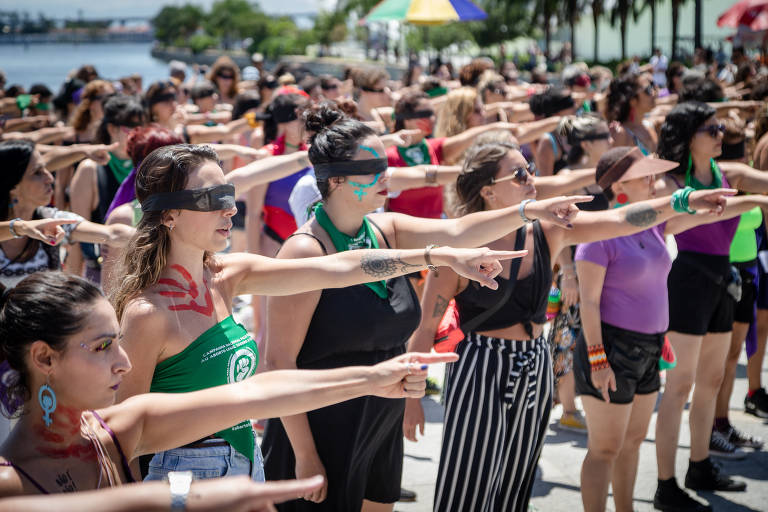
top-left (217, 73), bottom-right (235, 80)
top-left (697, 123), bottom-right (726, 138)
top-left (491, 162), bottom-right (536, 185)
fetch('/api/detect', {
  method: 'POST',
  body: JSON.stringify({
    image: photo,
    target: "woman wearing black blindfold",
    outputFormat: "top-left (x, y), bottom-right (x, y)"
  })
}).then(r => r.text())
top-left (112, 142), bottom-right (522, 490)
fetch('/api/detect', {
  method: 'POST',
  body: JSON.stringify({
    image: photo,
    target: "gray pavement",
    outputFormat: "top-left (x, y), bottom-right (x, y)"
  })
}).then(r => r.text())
top-left (396, 354), bottom-right (768, 512)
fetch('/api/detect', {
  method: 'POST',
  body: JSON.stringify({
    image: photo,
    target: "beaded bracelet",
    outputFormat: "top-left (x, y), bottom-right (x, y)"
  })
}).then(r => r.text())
top-left (587, 345), bottom-right (610, 371)
top-left (671, 186), bottom-right (696, 215)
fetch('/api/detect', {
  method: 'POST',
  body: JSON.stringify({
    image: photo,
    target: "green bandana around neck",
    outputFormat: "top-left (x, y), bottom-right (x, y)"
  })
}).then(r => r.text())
top-left (685, 154), bottom-right (722, 190)
top-left (107, 152), bottom-right (134, 184)
top-left (313, 203), bottom-right (387, 299)
top-left (397, 140), bottom-right (430, 167)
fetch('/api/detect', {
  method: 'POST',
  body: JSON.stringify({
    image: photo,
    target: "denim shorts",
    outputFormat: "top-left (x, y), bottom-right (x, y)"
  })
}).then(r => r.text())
top-left (144, 437), bottom-right (265, 482)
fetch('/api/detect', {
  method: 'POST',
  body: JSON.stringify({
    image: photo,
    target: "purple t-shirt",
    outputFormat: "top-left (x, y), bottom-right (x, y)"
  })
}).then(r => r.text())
top-left (674, 173), bottom-right (739, 255)
top-left (575, 223), bottom-right (671, 334)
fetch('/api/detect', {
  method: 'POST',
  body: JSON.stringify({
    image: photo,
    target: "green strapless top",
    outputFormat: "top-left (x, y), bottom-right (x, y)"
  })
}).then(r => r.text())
top-left (150, 315), bottom-right (259, 461)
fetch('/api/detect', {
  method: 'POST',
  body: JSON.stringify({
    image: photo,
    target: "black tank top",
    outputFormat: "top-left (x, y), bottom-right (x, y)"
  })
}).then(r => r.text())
top-left (82, 164), bottom-right (121, 263)
top-left (285, 220), bottom-right (422, 369)
top-left (454, 221), bottom-right (552, 334)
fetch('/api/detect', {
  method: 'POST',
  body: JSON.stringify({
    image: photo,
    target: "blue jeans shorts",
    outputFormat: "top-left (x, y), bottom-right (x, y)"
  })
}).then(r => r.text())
top-left (144, 436), bottom-right (265, 482)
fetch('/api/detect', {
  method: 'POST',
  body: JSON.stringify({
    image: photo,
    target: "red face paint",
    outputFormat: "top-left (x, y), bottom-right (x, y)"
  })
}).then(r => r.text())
top-left (158, 264), bottom-right (214, 317)
top-left (33, 405), bottom-right (96, 461)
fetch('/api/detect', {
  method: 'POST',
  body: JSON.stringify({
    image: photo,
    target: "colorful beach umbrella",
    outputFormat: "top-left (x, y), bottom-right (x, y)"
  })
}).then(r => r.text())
top-left (718, 0), bottom-right (768, 31)
top-left (364, 0), bottom-right (488, 25)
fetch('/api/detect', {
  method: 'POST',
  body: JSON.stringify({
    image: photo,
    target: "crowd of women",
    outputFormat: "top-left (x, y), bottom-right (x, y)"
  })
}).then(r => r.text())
top-left (0, 49), bottom-right (766, 511)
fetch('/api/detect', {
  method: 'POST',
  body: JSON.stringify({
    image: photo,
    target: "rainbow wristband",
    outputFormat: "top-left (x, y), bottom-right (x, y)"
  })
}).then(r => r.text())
top-left (671, 186), bottom-right (696, 215)
top-left (587, 345), bottom-right (610, 371)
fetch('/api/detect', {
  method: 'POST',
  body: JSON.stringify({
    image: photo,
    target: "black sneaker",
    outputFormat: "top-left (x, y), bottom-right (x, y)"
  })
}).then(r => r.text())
top-left (726, 426), bottom-right (764, 450)
top-left (654, 478), bottom-right (712, 512)
top-left (399, 488), bottom-right (417, 502)
top-left (745, 388), bottom-right (768, 418)
top-left (709, 430), bottom-right (747, 460)
top-left (685, 458), bottom-right (747, 492)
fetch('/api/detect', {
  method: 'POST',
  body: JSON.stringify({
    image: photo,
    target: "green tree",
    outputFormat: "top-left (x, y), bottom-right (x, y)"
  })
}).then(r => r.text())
top-left (469, 0), bottom-right (528, 49)
top-left (205, 0), bottom-right (269, 49)
top-left (313, 9), bottom-right (348, 55)
top-left (152, 4), bottom-right (203, 45)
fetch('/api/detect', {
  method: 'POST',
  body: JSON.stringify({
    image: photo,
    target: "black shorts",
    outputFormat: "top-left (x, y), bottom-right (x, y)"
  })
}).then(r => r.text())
top-left (667, 251), bottom-right (734, 335)
top-left (733, 261), bottom-right (757, 324)
top-left (574, 322), bottom-right (663, 404)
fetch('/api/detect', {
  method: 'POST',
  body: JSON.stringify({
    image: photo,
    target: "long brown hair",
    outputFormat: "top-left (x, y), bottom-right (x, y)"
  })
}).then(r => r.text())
top-left (111, 144), bottom-right (221, 320)
top-left (207, 56), bottom-right (240, 99)
top-left (71, 80), bottom-right (112, 132)
top-left (455, 141), bottom-right (517, 216)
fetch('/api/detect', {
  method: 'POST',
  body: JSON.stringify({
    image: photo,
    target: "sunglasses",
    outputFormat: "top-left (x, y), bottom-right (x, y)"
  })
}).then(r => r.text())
top-left (322, 84), bottom-right (339, 90)
top-left (491, 162), bottom-right (536, 185)
top-left (361, 86), bottom-right (386, 93)
top-left (641, 84), bottom-right (657, 96)
top-left (217, 73), bottom-right (235, 80)
top-left (697, 123), bottom-right (726, 138)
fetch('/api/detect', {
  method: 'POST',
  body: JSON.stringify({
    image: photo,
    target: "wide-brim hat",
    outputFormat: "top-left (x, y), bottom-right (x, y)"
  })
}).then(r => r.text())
top-left (596, 147), bottom-right (678, 190)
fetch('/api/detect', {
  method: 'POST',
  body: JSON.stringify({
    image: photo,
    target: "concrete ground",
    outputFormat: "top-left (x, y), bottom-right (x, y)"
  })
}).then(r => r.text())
top-left (396, 353), bottom-right (768, 512)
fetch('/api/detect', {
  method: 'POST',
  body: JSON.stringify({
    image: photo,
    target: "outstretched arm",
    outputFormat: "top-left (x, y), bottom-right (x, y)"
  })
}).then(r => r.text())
top-left (225, 152), bottom-right (311, 196)
top-left (103, 352), bottom-right (458, 459)
top-left (224, 245), bottom-right (525, 296)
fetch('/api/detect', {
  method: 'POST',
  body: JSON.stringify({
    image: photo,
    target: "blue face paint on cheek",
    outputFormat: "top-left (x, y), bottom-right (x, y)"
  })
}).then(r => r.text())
top-left (359, 145), bottom-right (380, 158)
top-left (348, 172), bottom-right (382, 201)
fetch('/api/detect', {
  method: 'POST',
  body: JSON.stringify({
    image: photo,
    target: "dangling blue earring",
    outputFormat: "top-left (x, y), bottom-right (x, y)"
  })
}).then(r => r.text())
top-left (38, 377), bottom-right (57, 428)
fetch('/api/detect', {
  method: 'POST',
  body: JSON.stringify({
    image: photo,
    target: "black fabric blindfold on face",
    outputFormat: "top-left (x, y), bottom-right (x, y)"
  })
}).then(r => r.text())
top-left (313, 158), bottom-right (388, 180)
top-left (148, 92), bottom-right (177, 107)
top-left (141, 184), bottom-right (236, 212)
top-left (395, 109), bottom-right (435, 121)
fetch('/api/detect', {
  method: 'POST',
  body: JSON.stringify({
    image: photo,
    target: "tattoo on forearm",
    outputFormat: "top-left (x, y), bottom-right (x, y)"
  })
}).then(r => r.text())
top-left (433, 295), bottom-right (449, 318)
top-left (624, 204), bottom-right (659, 227)
top-left (360, 252), bottom-right (421, 277)
top-left (56, 469), bottom-right (77, 492)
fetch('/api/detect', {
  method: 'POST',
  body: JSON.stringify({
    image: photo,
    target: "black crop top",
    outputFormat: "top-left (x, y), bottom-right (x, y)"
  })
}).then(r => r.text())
top-left (284, 219), bottom-right (422, 369)
top-left (454, 221), bottom-right (552, 335)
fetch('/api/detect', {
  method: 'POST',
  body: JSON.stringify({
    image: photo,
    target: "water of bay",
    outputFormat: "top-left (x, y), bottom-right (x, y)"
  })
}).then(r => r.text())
top-left (0, 42), bottom-right (171, 91)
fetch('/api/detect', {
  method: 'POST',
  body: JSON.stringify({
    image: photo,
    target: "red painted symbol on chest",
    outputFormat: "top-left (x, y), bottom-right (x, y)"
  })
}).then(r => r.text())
top-left (158, 264), bottom-right (214, 316)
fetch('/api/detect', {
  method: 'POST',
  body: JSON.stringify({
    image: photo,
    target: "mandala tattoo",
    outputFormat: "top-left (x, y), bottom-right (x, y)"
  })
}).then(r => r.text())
top-left (361, 253), bottom-right (398, 278)
top-left (624, 204), bottom-right (658, 227)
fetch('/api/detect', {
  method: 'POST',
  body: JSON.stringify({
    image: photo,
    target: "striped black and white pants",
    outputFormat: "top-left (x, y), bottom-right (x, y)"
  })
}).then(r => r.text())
top-left (434, 333), bottom-right (553, 512)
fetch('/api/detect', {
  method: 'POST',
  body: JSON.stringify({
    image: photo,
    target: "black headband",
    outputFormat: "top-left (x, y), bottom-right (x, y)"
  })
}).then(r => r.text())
top-left (148, 92), bottom-right (176, 107)
top-left (395, 109), bottom-right (435, 121)
top-left (313, 158), bottom-right (388, 180)
top-left (578, 132), bottom-right (611, 142)
top-left (141, 184), bottom-right (236, 212)
top-left (361, 86), bottom-right (385, 93)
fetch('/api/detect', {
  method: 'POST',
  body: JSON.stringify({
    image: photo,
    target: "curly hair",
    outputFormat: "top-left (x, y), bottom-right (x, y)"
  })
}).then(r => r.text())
top-left (435, 87), bottom-right (478, 139)
top-left (657, 101), bottom-right (716, 175)
top-left (70, 80), bottom-right (113, 132)
top-left (111, 144), bottom-right (221, 320)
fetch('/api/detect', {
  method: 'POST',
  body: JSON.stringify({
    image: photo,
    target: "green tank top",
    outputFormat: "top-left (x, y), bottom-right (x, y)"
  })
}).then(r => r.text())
top-left (149, 315), bottom-right (259, 461)
top-left (730, 207), bottom-right (763, 263)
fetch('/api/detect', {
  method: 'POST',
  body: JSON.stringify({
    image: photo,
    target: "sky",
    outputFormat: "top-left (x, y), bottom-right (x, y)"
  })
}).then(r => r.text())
top-left (2, 0), bottom-right (336, 18)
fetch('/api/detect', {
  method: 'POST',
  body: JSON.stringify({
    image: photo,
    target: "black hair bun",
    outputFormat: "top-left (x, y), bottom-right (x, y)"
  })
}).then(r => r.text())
top-left (303, 102), bottom-right (347, 134)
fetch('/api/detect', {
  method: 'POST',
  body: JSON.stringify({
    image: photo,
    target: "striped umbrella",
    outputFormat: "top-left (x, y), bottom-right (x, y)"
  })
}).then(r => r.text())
top-left (364, 0), bottom-right (488, 25)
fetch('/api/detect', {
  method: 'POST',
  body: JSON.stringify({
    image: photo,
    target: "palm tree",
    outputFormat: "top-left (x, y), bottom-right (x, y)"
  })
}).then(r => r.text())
top-left (533, 0), bottom-right (559, 58)
top-left (637, 0), bottom-right (658, 53)
top-left (610, 0), bottom-right (634, 60)
top-left (591, 0), bottom-right (604, 62)
top-left (563, 0), bottom-right (584, 59)
top-left (670, 0), bottom-right (691, 59)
